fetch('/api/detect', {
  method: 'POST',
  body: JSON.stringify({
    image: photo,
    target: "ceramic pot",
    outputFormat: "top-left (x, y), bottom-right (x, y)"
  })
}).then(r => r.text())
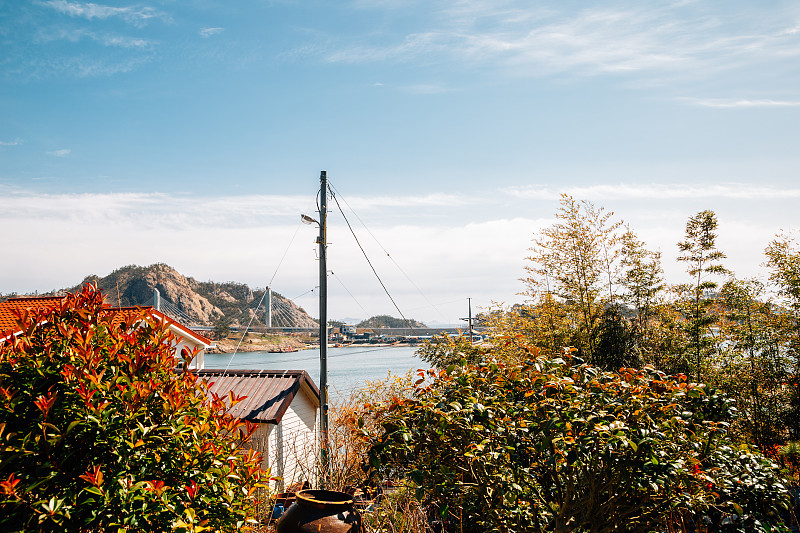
top-left (276, 489), bottom-right (362, 533)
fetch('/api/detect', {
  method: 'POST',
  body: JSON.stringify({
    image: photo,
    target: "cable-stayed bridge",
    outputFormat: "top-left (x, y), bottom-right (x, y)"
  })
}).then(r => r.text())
top-left (140, 287), bottom-right (317, 330)
top-left (141, 288), bottom-right (478, 337)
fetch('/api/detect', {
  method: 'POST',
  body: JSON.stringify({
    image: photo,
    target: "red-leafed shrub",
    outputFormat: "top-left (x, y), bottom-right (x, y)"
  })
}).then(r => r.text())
top-left (0, 285), bottom-right (265, 532)
top-left (366, 345), bottom-right (792, 533)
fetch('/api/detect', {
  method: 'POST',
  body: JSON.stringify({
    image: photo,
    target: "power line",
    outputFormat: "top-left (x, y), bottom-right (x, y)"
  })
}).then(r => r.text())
top-left (221, 214), bottom-right (321, 369)
top-left (268, 221), bottom-right (303, 288)
top-left (225, 281), bottom-right (269, 372)
top-left (330, 272), bottom-right (370, 318)
top-left (328, 186), bottom-right (416, 334)
top-left (290, 287), bottom-right (317, 301)
top-left (329, 182), bottom-right (447, 322)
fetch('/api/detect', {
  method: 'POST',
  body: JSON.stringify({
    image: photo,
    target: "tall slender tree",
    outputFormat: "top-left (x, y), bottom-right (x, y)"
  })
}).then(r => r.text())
top-left (765, 233), bottom-right (800, 438)
top-left (677, 210), bottom-right (729, 382)
top-left (619, 229), bottom-right (665, 365)
top-left (525, 194), bottom-right (623, 360)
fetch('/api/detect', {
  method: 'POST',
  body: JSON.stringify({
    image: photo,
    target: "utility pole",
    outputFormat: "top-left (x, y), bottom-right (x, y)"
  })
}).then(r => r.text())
top-left (468, 297), bottom-right (473, 344)
top-left (459, 297), bottom-right (475, 344)
top-left (318, 170), bottom-right (329, 484)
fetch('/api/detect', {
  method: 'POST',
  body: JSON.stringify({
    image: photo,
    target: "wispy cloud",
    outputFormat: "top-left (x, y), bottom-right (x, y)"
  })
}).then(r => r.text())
top-left (41, 0), bottom-right (168, 26)
top-left (15, 53), bottom-right (150, 79)
top-left (326, 32), bottom-right (448, 64)
top-left (1, 191), bottom-right (260, 229)
top-left (46, 149), bottom-right (71, 157)
top-left (199, 27), bottom-right (224, 38)
top-left (681, 98), bottom-right (800, 108)
top-left (0, 138), bottom-right (23, 146)
top-left (98, 34), bottom-right (149, 48)
top-left (35, 27), bottom-right (150, 48)
top-left (324, 2), bottom-right (800, 86)
top-left (503, 183), bottom-right (800, 201)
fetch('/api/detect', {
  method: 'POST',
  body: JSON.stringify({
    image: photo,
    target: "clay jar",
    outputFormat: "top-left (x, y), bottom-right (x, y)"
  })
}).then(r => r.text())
top-left (276, 489), bottom-right (362, 533)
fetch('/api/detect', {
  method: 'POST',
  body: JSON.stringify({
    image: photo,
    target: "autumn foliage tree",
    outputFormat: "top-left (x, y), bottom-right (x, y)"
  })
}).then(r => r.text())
top-left (0, 285), bottom-right (265, 532)
top-left (524, 195), bottom-right (623, 361)
top-left (618, 229), bottom-right (665, 366)
top-left (384, 201), bottom-right (798, 531)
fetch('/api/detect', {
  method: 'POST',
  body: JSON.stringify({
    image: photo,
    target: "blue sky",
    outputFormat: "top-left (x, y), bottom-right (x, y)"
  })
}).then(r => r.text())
top-left (2, 0), bottom-right (799, 324)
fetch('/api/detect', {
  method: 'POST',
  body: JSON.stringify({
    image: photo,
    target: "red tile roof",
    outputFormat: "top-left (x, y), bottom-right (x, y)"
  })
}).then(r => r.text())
top-left (0, 296), bottom-right (66, 338)
top-left (196, 369), bottom-right (319, 424)
top-left (0, 297), bottom-right (210, 347)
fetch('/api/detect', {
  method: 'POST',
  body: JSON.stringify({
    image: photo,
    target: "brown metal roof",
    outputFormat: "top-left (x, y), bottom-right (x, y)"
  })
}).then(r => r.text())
top-left (196, 369), bottom-right (319, 424)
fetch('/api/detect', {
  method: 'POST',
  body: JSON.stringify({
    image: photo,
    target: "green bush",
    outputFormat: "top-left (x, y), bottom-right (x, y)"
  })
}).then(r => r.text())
top-left (0, 285), bottom-right (265, 532)
top-left (365, 343), bottom-right (791, 532)
top-left (416, 334), bottom-right (486, 369)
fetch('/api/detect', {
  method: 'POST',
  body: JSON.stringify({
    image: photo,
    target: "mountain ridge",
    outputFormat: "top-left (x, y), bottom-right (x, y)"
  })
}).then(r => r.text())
top-left (1, 264), bottom-right (317, 330)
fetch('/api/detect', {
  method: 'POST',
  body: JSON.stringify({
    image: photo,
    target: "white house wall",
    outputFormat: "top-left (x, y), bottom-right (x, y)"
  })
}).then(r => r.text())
top-left (172, 336), bottom-right (204, 370)
top-left (261, 383), bottom-right (318, 491)
top-left (229, 382), bottom-right (319, 492)
top-left (279, 383), bottom-right (319, 489)
top-left (248, 423), bottom-right (271, 472)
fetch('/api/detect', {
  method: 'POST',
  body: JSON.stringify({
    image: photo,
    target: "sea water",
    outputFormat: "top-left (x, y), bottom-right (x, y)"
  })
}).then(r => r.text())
top-left (203, 345), bottom-right (426, 398)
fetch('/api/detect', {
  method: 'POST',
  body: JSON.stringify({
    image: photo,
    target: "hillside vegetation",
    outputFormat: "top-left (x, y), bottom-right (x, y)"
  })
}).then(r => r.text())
top-left (356, 314), bottom-right (427, 328)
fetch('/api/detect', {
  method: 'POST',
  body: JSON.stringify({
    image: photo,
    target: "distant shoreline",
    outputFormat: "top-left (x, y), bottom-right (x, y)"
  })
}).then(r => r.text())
top-left (207, 339), bottom-right (416, 354)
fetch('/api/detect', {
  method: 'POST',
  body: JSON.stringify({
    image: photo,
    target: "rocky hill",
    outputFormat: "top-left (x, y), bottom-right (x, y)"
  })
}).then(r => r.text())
top-left (4, 264), bottom-right (317, 330)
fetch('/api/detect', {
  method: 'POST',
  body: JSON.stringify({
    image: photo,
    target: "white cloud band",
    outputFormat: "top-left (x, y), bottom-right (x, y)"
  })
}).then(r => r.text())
top-left (683, 98), bottom-right (800, 108)
top-left (503, 183), bottom-right (800, 201)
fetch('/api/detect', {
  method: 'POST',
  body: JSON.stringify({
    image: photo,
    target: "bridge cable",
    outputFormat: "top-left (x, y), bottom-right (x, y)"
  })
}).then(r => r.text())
top-left (328, 185), bottom-right (416, 334)
top-left (270, 301), bottom-right (295, 328)
top-left (144, 295), bottom-right (196, 327)
top-left (275, 300), bottom-right (303, 327)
